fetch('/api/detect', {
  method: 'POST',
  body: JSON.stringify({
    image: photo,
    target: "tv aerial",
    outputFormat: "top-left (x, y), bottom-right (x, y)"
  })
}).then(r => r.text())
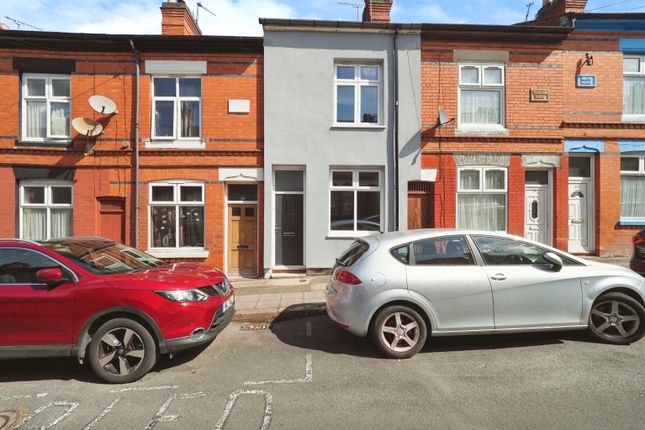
top-left (89, 95), bottom-right (118, 115)
top-left (196, 2), bottom-right (216, 24)
top-left (4, 16), bottom-right (43, 31)
top-left (338, 2), bottom-right (363, 21)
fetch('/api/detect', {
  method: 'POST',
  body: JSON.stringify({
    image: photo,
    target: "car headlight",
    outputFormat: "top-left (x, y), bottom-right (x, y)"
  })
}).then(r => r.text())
top-left (155, 289), bottom-right (209, 302)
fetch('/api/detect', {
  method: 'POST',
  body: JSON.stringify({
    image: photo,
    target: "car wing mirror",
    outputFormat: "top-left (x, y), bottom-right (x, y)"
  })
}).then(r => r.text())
top-left (543, 252), bottom-right (563, 272)
top-left (36, 267), bottom-right (67, 288)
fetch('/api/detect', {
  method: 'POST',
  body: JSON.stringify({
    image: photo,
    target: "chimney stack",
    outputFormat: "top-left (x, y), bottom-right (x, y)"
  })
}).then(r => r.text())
top-left (161, 0), bottom-right (201, 36)
top-left (362, 0), bottom-right (393, 23)
top-left (535, 0), bottom-right (588, 25)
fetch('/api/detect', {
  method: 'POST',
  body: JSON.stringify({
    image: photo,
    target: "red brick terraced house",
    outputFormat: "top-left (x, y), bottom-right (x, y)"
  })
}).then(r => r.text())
top-left (0, 0), bottom-right (265, 277)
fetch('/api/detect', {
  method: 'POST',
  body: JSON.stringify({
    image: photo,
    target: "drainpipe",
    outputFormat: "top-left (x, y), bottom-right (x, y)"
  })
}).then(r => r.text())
top-left (129, 39), bottom-right (141, 248)
top-left (393, 29), bottom-right (400, 231)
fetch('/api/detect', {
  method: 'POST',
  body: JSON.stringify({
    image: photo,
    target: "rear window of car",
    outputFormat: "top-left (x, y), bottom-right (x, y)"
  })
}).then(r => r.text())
top-left (336, 240), bottom-right (369, 267)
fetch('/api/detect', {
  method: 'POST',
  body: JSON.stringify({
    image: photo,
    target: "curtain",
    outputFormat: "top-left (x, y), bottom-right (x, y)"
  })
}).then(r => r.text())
top-left (23, 208), bottom-right (46, 240)
top-left (458, 194), bottom-right (506, 231)
top-left (485, 170), bottom-right (505, 189)
top-left (51, 209), bottom-right (72, 239)
top-left (460, 170), bottom-right (480, 190)
top-left (624, 78), bottom-right (645, 116)
top-left (151, 206), bottom-right (176, 247)
top-left (180, 101), bottom-right (200, 138)
top-left (26, 101), bottom-right (47, 138)
top-left (621, 176), bottom-right (645, 218)
top-left (460, 90), bottom-right (501, 124)
top-left (179, 206), bottom-right (204, 247)
top-left (50, 102), bottom-right (70, 136)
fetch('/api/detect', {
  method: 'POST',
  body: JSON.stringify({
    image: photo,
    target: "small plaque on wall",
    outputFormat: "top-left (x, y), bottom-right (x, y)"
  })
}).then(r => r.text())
top-left (530, 89), bottom-right (549, 102)
top-left (228, 99), bottom-right (250, 114)
top-left (576, 74), bottom-right (596, 88)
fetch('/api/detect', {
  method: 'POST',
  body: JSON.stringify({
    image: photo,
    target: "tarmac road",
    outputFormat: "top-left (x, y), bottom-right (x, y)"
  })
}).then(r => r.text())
top-left (1, 315), bottom-right (644, 429)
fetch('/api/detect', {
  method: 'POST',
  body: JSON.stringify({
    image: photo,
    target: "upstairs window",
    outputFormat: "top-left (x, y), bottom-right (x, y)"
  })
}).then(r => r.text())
top-left (21, 74), bottom-right (71, 141)
top-left (20, 181), bottom-right (73, 240)
top-left (620, 155), bottom-right (645, 220)
top-left (624, 56), bottom-right (645, 120)
top-left (152, 77), bottom-right (201, 140)
top-left (334, 64), bottom-right (382, 126)
top-left (458, 64), bottom-right (505, 130)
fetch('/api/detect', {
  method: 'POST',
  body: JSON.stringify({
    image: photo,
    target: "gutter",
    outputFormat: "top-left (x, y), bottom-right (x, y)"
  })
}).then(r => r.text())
top-left (129, 39), bottom-right (141, 249)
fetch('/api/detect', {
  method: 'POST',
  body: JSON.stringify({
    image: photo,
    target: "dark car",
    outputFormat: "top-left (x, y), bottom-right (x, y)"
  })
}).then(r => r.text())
top-left (0, 237), bottom-right (235, 383)
top-left (631, 229), bottom-right (645, 276)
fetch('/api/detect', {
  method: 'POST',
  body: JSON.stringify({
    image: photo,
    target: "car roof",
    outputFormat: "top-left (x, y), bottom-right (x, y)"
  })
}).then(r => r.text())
top-left (369, 229), bottom-right (514, 247)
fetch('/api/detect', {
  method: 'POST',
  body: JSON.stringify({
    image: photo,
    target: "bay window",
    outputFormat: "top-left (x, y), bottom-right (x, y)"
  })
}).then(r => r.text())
top-left (620, 156), bottom-right (645, 220)
top-left (334, 64), bottom-right (382, 126)
top-left (458, 64), bottom-right (505, 130)
top-left (20, 181), bottom-right (73, 240)
top-left (457, 167), bottom-right (507, 231)
top-left (21, 74), bottom-right (71, 141)
top-left (149, 182), bottom-right (205, 250)
top-left (330, 169), bottom-right (382, 234)
top-left (624, 56), bottom-right (645, 121)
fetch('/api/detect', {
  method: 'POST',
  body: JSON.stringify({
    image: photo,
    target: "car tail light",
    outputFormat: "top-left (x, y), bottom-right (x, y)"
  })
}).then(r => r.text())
top-left (335, 269), bottom-right (362, 285)
top-left (633, 236), bottom-right (645, 247)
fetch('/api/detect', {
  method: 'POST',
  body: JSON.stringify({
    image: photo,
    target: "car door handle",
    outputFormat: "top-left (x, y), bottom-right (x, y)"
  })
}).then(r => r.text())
top-left (491, 274), bottom-right (507, 281)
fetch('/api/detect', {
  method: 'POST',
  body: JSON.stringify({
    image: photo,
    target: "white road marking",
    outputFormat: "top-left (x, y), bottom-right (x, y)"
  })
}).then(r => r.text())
top-left (18, 401), bottom-right (79, 430)
top-left (244, 353), bottom-right (312, 385)
top-left (214, 389), bottom-right (272, 430)
top-left (109, 385), bottom-right (178, 393)
top-left (0, 393), bottom-right (47, 401)
top-left (81, 398), bottom-right (120, 430)
top-left (144, 392), bottom-right (206, 430)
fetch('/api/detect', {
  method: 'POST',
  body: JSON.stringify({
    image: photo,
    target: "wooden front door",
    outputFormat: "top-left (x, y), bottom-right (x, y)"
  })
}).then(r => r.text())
top-left (407, 182), bottom-right (434, 230)
top-left (228, 204), bottom-right (257, 277)
top-left (98, 197), bottom-right (125, 243)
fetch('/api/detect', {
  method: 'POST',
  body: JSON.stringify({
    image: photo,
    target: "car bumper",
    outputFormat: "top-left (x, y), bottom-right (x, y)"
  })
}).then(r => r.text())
top-left (159, 304), bottom-right (235, 354)
top-left (325, 280), bottom-right (371, 337)
top-left (631, 258), bottom-right (645, 277)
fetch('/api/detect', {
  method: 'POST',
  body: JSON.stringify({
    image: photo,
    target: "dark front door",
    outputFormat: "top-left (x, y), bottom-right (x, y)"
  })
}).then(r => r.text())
top-left (275, 194), bottom-right (303, 266)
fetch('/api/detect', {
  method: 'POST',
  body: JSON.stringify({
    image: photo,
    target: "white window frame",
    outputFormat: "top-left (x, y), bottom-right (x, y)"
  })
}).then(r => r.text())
top-left (329, 169), bottom-right (383, 237)
top-left (456, 167), bottom-right (508, 232)
top-left (333, 63), bottom-right (383, 127)
top-left (147, 181), bottom-right (207, 258)
top-left (21, 74), bottom-right (71, 143)
top-left (457, 64), bottom-right (505, 132)
top-left (150, 76), bottom-right (203, 148)
top-left (619, 154), bottom-right (645, 222)
top-left (623, 55), bottom-right (645, 122)
top-left (19, 180), bottom-right (73, 240)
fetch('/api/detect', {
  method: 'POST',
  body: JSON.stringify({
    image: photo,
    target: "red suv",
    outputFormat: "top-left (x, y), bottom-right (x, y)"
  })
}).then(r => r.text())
top-left (632, 229), bottom-right (645, 277)
top-left (0, 237), bottom-right (235, 383)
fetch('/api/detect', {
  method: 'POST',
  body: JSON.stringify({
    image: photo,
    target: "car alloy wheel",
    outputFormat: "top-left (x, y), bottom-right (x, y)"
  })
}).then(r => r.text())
top-left (371, 305), bottom-right (427, 359)
top-left (88, 318), bottom-right (157, 383)
top-left (588, 293), bottom-right (645, 345)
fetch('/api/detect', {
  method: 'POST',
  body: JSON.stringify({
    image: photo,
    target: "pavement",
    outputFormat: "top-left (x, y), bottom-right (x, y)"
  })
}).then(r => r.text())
top-left (231, 255), bottom-right (634, 324)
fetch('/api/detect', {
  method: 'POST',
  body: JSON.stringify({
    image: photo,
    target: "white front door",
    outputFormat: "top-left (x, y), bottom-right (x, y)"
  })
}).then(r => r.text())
top-left (524, 171), bottom-right (551, 245)
top-left (568, 180), bottom-right (592, 253)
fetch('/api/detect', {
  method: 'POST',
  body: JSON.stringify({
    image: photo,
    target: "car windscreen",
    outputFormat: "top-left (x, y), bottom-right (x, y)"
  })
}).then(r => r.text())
top-left (42, 241), bottom-right (167, 274)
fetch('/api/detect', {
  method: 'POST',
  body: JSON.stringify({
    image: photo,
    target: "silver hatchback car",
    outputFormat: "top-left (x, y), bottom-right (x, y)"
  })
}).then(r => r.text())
top-left (326, 230), bottom-right (645, 358)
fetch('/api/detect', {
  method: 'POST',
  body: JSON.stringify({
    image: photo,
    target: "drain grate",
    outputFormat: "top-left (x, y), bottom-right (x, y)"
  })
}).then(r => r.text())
top-left (240, 323), bottom-right (269, 331)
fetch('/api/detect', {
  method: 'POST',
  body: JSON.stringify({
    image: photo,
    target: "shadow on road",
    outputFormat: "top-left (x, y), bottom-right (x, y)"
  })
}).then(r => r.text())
top-left (270, 312), bottom-right (594, 358)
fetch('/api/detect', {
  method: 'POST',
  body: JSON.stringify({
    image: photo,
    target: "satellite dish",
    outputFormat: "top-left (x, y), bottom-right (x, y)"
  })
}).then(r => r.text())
top-left (72, 117), bottom-right (104, 136)
top-left (89, 95), bottom-right (117, 115)
top-left (437, 107), bottom-right (454, 127)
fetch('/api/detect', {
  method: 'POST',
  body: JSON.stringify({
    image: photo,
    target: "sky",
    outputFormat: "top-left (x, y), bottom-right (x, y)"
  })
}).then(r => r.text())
top-left (2, 0), bottom-right (644, 36)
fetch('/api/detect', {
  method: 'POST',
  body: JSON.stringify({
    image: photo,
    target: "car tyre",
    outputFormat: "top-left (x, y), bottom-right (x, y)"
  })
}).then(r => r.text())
top-left (88, 318), bottom-right (157, 384)
top-left (587, 292), bottom-right (645, 345)
top-left (371, 305), bottom-right (427, 359)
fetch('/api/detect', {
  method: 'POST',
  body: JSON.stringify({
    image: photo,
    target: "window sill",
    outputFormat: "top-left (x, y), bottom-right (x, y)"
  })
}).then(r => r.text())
top-left (455, 126), bottom-right (509, 136)
top-left (326, 231), bottom-right (382, 239)
top-left (146, 249), bottom-right (209, 259)
top-left (621, 115), bottom-right (645, 123)
top-left (618, 219), bottom-right (645, 226)
top-left (145, 139), bottom-right (205, 149)
top-left (16, 139), bottom-right (72, 148)
top-left (331, 124), bottom-right (386, 130)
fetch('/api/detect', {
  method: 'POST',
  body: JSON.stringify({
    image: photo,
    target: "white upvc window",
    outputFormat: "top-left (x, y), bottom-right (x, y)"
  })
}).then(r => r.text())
top-left (334, 64), bottom-right (382, 126)
top-left (19, 181), bottom-right (73, 240)
top-left (457, 167), bottom-right (507, 231)
top-left (21, 74), bottom-right (71, 142)
top-left (148, 182), bottom-right (205, 252)
top-left (458, 64), bottom-right (505, 131)
top-left (620, 155), bottom-right (645, 221)
top-left (151, 77), bottom-right (202, 143)
top-left (623, 56), bottom-right (645, 121)
top-left (329, 169), bottom-right (383, 235)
